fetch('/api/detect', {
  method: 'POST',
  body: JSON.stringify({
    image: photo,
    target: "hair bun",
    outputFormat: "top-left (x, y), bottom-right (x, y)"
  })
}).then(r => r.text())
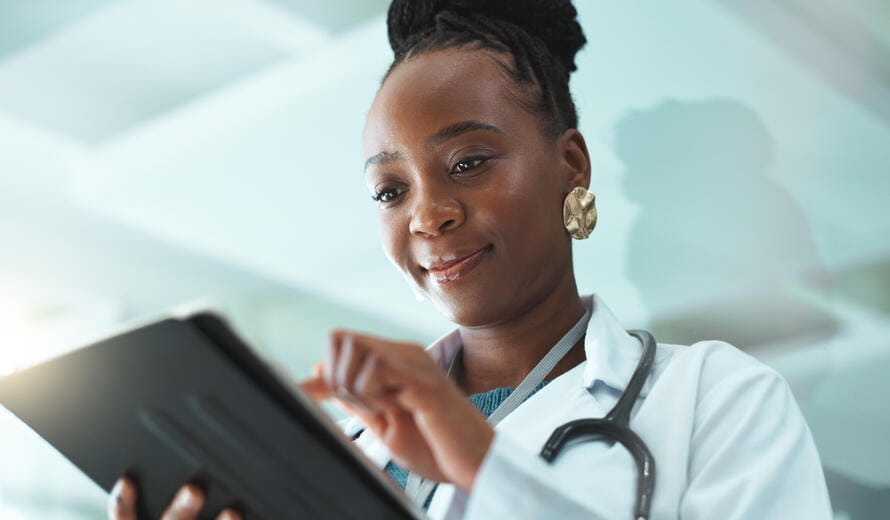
top-left (387, 0), bottom-right (586, 73)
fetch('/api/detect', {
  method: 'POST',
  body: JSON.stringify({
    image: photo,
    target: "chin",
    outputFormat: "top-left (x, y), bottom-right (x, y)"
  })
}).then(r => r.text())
top-left (427, 286), bottom-right (513, 327)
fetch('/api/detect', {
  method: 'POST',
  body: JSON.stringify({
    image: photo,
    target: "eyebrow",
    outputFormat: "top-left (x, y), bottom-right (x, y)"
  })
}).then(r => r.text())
top-left (428, 120), bottom-right (504, 148)
top-left (363, 120), bottom-right (504, 172)
top-left (363, 150), bottom-right (401, 172)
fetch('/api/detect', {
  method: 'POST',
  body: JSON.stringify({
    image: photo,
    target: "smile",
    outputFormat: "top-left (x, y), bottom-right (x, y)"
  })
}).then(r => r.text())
top-left (424, 246), bottom-right (491, 284)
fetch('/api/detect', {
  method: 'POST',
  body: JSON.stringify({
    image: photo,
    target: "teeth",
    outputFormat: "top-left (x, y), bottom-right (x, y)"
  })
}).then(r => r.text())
top-left (425, 247), bottom-right (487, 283)
top-left (427, 247), bottom-right (485, 271)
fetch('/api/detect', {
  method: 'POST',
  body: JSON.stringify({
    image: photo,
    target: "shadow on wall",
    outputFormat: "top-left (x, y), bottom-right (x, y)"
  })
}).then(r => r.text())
top-left (614, 98), bottom-right (837, 354)
top-left (611, 97), bottom-right (890, 517)
top-left (825, 469), bottom-right (890, 519)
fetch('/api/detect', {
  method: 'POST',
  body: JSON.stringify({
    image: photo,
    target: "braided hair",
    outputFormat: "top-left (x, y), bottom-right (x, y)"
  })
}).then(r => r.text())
top-left (384, 0), bottom-right (587, 141)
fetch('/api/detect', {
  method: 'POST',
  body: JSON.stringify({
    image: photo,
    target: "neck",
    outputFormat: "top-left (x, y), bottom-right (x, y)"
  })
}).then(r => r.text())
top-left (455, 271), bottom-right (587, 395)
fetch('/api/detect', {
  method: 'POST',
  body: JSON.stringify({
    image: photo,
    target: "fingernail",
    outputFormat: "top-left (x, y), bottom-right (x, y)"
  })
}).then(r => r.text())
top-left (111, 479), bottom-right (123, 501)
top-left (219, 509), bottom-right (241, 520)
top-left (174, 486), bottom-right (199, 508)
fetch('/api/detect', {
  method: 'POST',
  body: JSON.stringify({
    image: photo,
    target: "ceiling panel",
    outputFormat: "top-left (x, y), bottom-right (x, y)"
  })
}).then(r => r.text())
top-left (265, 0), bottom-right (389, 33)
top-left (0, 0), bottom-right (292, 143)
top-left (717, 0), bottom-right (890, 128)
top-left (0, 0), bottom-right (115, 61)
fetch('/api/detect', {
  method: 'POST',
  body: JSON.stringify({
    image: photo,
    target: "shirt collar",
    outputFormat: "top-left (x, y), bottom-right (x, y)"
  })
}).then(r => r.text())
top-left (424, 293), bottom-right (652, 397)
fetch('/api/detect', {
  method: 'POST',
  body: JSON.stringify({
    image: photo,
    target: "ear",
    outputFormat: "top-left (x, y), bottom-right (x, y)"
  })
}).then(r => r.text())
top-left (556, 128), bottom-right (592, 191)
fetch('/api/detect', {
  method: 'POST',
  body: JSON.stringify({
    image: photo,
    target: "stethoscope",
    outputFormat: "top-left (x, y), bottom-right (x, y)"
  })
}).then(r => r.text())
top-left (352, 307), bottom-right (657, 519)
top-left (539, 327), bottom-right (656, 520)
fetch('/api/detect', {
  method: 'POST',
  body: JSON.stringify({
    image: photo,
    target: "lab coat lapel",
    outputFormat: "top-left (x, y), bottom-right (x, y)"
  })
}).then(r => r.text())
top-left (582, 294), bottom-right (654, 397)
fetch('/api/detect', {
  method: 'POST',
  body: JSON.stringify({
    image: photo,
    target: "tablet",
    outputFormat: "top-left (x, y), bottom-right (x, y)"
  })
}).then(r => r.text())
top-left (0, 307), bottom-right (424, 520)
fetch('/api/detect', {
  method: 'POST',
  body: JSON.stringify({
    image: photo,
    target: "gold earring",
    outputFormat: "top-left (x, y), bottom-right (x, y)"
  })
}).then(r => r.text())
top-left (563, 187), bottom-right (597, 239)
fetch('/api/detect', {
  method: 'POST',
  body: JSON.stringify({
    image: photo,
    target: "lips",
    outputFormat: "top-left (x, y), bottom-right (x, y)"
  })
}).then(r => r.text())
top-left (421, 245), bottom-right (492, 283)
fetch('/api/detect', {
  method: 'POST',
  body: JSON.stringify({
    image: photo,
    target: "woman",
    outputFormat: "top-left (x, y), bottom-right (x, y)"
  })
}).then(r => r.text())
top-left (108, 0), bottom-right (832, 518)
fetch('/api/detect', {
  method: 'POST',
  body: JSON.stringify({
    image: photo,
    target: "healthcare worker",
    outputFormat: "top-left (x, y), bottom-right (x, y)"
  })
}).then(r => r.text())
top-left (108, 0), bottom-right (833, 518)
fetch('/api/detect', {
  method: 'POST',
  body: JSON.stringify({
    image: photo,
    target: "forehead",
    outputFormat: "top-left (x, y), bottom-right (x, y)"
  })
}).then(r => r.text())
top-left (362, 48), bottom-right (528, 157)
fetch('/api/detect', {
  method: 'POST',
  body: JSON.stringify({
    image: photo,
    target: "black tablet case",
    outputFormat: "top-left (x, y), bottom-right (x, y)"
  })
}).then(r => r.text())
top-left (0, 311), bottom-right (422, 519)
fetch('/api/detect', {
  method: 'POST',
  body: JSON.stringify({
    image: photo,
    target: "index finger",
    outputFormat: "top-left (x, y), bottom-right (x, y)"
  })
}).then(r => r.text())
top-left (297, 376), bottom-right (332, 401)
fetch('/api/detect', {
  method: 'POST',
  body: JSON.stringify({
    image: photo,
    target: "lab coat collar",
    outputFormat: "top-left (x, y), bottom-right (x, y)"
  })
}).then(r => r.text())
top-left (580, 294), bottom-right (652, 397)
top-left (424, 293), bottom-right (651, 397)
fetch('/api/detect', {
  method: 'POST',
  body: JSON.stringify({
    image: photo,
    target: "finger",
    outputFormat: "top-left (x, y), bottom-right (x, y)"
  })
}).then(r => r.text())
top-left (358, 396), bottom-right (405, 439)
top-left (160, 485), bottom-right (205, 520)
top-left (299, 374), bottom-right (376, 419)
top-left (298, 376), bottom-right (332, 401)
top-left (216, 508), bottom-right (242, 520)
top-left (353, 354), bottom-right (395, 404)
top-left (327, 330), bottom-right (407, 370)
top-left (107, 477), bottom-right (137, 520)
top-left (324, 331), bottom-right (345, 384)
top-left (327, 334), bottom-right (376, 412)
top-left (333, 334), bottom-right (371, 395)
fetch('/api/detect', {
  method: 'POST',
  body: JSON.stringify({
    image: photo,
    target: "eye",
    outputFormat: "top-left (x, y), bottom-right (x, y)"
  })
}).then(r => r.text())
top-left (371, 187), bottom-right (403, 204)
top-left (450, 156), bottom-right (489, 175)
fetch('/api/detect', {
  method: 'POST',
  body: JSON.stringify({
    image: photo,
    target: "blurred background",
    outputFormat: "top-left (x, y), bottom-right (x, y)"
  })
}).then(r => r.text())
top-left (0, 0), bottom-right (888, 518)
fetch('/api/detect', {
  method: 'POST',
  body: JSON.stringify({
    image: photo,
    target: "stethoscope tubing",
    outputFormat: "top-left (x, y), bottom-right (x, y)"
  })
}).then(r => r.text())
top-left (538, 329), bottom-right (657, 520)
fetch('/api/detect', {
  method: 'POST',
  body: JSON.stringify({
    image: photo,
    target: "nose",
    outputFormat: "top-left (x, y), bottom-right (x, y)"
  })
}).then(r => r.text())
top-left (408, 183), bottom-right (464, 238)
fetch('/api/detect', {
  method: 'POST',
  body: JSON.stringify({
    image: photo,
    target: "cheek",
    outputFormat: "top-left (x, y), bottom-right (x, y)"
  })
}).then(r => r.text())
top-left (495, 170), bottom-right (564, 245)
top-left (378, 212), bottom-right (410, 270)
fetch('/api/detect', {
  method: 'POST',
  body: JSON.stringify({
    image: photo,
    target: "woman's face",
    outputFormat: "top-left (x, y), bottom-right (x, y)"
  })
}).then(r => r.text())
top-left (362, 48), bottom-right (587, 326)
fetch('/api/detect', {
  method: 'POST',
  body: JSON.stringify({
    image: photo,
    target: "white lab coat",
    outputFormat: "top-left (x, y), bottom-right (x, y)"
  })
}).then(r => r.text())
top-left (342, 294), bottom-right (833, 519)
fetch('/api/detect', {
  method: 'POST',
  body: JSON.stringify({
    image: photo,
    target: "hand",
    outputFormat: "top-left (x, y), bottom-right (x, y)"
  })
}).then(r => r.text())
top-left (299, 330), bottom-right (495, 492)
top-left (107, 478), bottom-right (242, 520)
